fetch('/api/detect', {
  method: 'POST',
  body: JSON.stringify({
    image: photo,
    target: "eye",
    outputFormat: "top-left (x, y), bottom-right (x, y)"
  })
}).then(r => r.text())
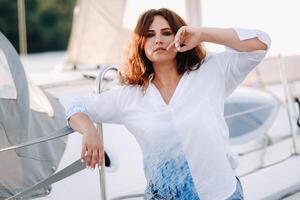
top-left (162, 31), bottom-right (173, 36)
top-left (146, 32), bottom-right (155, 38)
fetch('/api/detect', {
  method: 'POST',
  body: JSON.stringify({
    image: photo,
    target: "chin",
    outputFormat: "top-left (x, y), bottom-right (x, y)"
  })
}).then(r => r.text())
top-left (150, 55), bottom-right (176, 63)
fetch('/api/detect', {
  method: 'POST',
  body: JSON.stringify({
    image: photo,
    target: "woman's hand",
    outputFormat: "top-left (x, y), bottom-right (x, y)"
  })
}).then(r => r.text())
top-left (81, 127), bottom-right (104, 169)
top-left (68, 112), bottom-right (104, 169)
top-left (167, 26), bottom-right (202, 52)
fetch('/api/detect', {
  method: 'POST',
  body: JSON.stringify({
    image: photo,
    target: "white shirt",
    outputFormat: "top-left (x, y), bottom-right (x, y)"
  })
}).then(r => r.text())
top-left (67, 28), bottom-right (271, 200)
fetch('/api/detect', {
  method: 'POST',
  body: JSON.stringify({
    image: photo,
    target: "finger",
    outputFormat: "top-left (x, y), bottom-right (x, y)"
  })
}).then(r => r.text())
top-left (98, 148), bottom-right (104, 168)
top-left (86, 148), bottom-right (92, 167)
top-left (174, 38), bottom-right (181, 51)
top-left (81, 145), bottom-right (87, 163)
top-left (166, 41), bottom-right (175, 51)
top-left (177, 45), bottom-right (189, 52)
top-left (90, 148), bottom-right (99, 169)
top-left (175, 27), bottom-right (186, 50)
top-left (174, 28), bottom-right (183, 45)
top-left (98, 145), bottom-right (104, 167)
top-left (179, 27), bottom-right (186, 44)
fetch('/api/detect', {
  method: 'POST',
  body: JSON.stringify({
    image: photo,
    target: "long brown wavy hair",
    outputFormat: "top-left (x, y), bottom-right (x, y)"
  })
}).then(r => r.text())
top-left (120, 8), bottom-right (206, 92)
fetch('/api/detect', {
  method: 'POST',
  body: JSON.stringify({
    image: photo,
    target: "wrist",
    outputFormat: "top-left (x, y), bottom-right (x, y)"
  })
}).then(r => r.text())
top-left (198, 27), bottom-right (209, 43)
top-left (81, 123), bottom-right (97, 136)
top-left (194, 27), bottom-right (203, 43)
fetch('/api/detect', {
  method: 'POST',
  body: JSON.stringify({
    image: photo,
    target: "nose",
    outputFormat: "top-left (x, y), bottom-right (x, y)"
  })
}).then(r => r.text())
top-left (155, 35), bottom-right (163, 44)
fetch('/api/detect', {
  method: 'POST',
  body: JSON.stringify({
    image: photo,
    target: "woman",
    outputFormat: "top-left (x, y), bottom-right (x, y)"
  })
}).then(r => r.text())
top-left (67, 8), bottom-right (270, 200)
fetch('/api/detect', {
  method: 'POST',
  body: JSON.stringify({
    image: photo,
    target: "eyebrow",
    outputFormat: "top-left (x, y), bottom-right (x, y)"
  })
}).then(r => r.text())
top-left (147, 28), bottom-right (172, 32)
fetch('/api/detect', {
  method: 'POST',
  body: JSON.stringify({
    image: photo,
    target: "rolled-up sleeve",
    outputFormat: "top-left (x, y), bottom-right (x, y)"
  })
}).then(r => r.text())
top-left (216, 28), bottom-right (271, 98)
top-left (66, 87), bottom-right (123, 124)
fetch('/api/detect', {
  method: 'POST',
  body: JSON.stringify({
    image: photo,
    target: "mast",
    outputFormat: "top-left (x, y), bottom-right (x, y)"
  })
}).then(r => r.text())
top-left (17, 0), bottom-right (27, 55)
top-left (185, 0), bottom-right (202, 27)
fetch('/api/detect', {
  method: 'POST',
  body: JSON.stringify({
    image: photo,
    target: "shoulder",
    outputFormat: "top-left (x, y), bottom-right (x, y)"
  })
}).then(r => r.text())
top-left (118, 84), bottom-right (142, 96)
top-left (114, 84), bottom-right (143, 105)
top-left (188, 54), bottom-right (221, 75)
top-left (198, 53), bottom-right (224, 67)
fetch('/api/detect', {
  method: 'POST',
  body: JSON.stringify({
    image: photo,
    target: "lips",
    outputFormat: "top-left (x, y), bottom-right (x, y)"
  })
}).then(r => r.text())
top-left (153, 47), bottom-right (166, 52)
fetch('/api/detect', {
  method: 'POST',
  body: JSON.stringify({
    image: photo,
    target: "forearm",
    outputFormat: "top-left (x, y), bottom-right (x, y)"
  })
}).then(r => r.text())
top-left (200, 27), bottom-right (268, 52)
top-left (68, 112), bottom-right (97, 135)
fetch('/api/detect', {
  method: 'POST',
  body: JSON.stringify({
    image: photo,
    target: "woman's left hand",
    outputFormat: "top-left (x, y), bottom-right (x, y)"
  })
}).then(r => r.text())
top-left (167, 26), bottom-right (202, 52)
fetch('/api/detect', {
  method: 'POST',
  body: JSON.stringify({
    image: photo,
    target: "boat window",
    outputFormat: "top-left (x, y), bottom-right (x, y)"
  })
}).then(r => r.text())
top-left (225, 102), bottom-right (275, 139)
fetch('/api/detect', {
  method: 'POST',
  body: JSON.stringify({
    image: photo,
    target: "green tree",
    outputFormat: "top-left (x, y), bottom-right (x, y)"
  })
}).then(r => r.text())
top-left (0, 1), bottom-right (19, 51)
top-left (0, 0), bottom-right (76, 53)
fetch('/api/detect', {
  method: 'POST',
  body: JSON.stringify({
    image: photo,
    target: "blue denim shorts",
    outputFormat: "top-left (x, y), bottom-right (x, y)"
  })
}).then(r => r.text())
top-left (227, 176), bottom-right (244, 200)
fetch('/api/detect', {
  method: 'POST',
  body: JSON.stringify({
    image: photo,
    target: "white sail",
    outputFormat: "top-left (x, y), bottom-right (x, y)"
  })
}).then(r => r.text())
top-left (64, 0), bottom-right (131, 69)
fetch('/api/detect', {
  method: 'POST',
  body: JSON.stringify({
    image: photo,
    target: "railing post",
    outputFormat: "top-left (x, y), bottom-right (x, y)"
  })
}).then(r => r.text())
top-left (279, 54), bottom-right (299, 154)
top-left (95, 66), bottom-right (118, 200)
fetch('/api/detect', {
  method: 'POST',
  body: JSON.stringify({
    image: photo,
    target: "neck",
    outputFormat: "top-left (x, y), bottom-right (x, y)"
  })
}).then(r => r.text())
top-left (152, 60), bottom-right (181, 89)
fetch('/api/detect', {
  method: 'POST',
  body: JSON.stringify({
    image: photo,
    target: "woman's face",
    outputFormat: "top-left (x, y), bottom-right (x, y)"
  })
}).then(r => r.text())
top-left (144, 15), bottom-right (177, 64)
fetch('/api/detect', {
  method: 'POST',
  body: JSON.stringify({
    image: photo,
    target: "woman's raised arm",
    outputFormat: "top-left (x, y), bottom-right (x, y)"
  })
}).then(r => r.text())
top-left (199, 27), bottom-right (268, 52)
top-left (167, 26), bottom-right (270, 52)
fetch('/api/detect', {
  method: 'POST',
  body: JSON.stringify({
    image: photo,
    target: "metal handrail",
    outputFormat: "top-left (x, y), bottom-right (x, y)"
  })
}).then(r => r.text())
top-left (279, 54), bottom-right (299, 154)
top-left (224, 103), bottom-right (278, 120)
top-left (0, 126), bottom-right (73, 153)
top-left (95, 65), bottom-right (119, 200)
top-left (111, 193), bottom-right (144, 200)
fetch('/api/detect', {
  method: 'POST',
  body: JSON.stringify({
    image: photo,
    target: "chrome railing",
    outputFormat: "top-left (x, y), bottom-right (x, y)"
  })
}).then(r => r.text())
top-left (95, 65), bottom-right (119, 200)
top-left (279, 54), bottom-right (299, 154)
